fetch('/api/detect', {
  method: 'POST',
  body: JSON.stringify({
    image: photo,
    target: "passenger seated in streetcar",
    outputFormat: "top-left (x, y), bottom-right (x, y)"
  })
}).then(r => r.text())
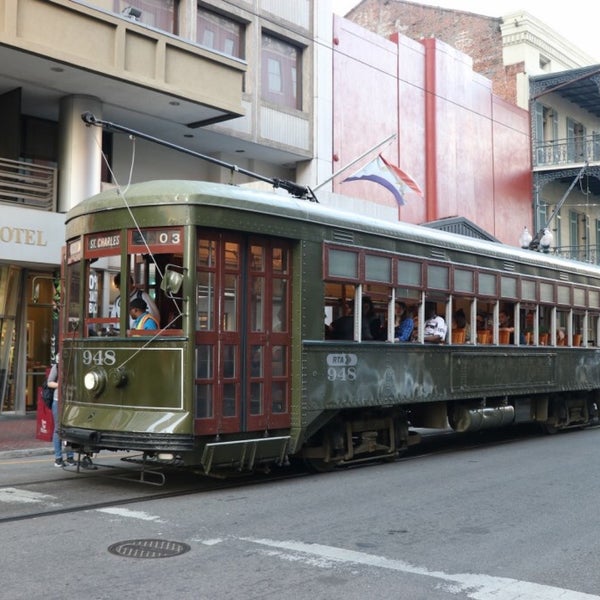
top-left (394, 301), bottom-right (414, 342)
top-left (361, 296), bottom-right (384, 340)
top-left (499, 308), bottom-right (525, 344)
top-left (328, 298), bottom-right (354, 340)
top-left (328, 296), bottom-right (383, 340)
top-left (452, 308), bottom-right (470, 343)
top-left (129, 298), bottom-right (159, 330)
top-left (423, 302), bottom-right (447, 343)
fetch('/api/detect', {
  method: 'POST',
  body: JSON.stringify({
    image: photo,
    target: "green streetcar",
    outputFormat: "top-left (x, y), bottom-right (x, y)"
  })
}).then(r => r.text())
top-left (59, 178), bottom-right (600, 477)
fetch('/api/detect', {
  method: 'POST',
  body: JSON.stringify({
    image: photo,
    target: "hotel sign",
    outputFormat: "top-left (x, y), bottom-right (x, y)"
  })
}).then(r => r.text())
top-left (0, 205), bottom-right (65, 266)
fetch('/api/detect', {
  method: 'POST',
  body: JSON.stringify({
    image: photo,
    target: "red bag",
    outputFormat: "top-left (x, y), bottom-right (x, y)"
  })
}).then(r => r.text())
top-left (36, 397), bottom-right (54, 442)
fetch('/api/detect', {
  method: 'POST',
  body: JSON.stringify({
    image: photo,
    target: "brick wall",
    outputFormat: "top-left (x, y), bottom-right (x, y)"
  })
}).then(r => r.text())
top-left (347, 0), bottom-right (516, 104)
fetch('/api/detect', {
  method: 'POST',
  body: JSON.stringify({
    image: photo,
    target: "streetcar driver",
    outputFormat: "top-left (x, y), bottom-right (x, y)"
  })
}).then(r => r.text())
top-left (129, 297), bottom-right (159, 330)
top-left (110, 273), bottom-right (159, 331)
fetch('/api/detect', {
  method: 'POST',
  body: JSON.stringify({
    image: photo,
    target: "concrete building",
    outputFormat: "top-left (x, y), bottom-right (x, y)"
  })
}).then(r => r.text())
top-left (0, 0), bottom-right (327, 414)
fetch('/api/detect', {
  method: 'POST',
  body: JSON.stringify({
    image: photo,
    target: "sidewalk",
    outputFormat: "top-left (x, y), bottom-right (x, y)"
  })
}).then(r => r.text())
top-left (0, 414), bottom-right (53, 458)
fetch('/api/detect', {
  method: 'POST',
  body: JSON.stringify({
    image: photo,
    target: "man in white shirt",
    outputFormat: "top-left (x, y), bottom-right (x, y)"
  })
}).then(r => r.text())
top-left (423, 302), bottom-right (447, 343)
top-left (110, 273), bottom-right (160, 330)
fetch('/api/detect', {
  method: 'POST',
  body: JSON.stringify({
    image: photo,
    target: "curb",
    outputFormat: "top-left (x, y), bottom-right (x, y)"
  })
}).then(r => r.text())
top-left (0, 448), bottom-right (54, 459)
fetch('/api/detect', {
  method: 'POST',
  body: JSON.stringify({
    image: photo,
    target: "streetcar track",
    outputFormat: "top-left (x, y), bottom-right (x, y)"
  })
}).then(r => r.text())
top-left (0, 468), bottom-right (306, 525)
top-left (2, 424), bottom-right (596, 525)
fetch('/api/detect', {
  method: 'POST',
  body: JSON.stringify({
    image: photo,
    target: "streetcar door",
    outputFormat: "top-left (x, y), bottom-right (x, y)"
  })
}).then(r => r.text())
top-left (195, 232), bottom-right (291, 435)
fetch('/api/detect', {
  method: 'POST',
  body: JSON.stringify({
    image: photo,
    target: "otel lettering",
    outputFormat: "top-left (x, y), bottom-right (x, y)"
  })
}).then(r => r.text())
top-left (0, 227), bottom-right (47, 246)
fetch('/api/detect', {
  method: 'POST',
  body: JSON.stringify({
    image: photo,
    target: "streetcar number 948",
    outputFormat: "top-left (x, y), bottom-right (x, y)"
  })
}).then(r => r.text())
top-left (82, 350), bottom-right (116, 366)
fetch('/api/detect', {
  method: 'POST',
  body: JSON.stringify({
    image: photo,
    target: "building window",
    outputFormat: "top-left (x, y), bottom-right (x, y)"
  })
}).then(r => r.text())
top-left (197, 7), bottom-right (243, 59)
top-left (261, 33), bottom-right (301, 110)
top-left (113, 0), bottom-right (177, 34)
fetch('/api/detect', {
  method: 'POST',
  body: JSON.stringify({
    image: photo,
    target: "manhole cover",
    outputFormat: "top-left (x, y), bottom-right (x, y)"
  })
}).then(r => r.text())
top-left (108, 539), bottom-right (191, 559)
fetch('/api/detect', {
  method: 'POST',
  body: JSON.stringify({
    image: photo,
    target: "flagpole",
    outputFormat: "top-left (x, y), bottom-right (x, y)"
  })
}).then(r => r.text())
top-left (313, 133), bottom-right (397, 191)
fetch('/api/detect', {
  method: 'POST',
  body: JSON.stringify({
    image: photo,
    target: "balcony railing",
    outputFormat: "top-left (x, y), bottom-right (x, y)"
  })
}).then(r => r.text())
top-left (533, 135), bottom-right (600, 167)
top-left (0, 157), bottom-right (56, 211)
top-left (551, 245), bottom-right (599, 264)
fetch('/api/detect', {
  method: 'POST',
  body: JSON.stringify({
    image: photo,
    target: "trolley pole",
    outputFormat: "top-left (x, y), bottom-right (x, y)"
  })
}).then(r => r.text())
top-left (81, 112), bottom-right (318, 201)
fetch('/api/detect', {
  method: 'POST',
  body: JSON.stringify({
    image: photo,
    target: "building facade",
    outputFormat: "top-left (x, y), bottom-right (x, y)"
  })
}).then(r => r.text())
top-left (329, 15), bottom-right (532, 241)
top-left (343, 0), bottom-right (600, 264)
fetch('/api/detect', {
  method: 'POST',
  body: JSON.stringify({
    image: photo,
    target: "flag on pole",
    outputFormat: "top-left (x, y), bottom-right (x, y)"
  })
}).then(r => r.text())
top-left (342, 153), bottom-right (423, 206)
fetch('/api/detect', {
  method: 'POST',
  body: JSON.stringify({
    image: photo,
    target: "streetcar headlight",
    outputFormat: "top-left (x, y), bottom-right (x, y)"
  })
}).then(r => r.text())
top-left (83, 369), bottom-right (106, 394)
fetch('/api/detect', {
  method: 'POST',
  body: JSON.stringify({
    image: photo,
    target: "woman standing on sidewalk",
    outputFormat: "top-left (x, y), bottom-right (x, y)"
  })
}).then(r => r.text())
top-left (47, 355), bottom-right (75, 468)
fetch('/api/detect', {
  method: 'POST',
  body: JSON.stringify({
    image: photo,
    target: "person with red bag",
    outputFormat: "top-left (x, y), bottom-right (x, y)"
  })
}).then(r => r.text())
top-left (47, 355), bottom-right (75, 468)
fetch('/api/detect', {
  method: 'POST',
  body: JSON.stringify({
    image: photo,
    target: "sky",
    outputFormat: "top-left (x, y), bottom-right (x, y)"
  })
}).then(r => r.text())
top-left (332, 0), bottom-right (600, 60)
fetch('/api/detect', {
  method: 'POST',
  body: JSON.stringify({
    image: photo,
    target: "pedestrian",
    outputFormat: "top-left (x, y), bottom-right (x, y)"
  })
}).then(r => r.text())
top-left (47, 355), bottom-right (76, 467)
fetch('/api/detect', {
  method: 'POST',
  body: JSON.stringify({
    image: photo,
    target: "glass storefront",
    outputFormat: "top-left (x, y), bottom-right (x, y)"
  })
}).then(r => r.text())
top-left (0, 267), bottom-right (58, 414)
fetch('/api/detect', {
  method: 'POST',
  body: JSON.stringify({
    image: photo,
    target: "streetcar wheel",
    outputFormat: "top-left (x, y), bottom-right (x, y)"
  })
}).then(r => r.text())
top-left (541, 423), bottom-right (558, 435)
top-left (80, 455), bottom-right (97, 470)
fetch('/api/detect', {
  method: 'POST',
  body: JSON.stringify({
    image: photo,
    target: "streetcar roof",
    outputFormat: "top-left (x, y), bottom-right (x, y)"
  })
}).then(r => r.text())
top-left (66, 179), bottom-right (600, 279)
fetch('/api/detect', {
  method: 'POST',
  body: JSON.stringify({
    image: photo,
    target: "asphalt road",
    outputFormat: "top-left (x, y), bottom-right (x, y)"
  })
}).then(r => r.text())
top-left (1, 425), bottom-right (599, 599)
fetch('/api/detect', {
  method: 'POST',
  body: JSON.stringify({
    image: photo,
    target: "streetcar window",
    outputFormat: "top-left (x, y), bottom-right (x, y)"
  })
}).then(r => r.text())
top-left (500, 276), bottom-right (517, 299)
top-left (223, 384), bottom-right (236, 417)
top-left (557, 285), bottom-right (571, 306)
top-left (272, 279), bottom-right (287, 332)
top-left (365, 254), bottom-right (392, 283)
top-left (328, 249), bottom-right (358, 279)
top-left (588, 314), bottom-right (599, 346)
top-left (195, 344), bottom-right (214, 419)
top-left (223, 344), bottom-right (236, 378)
top-left (573, 288), bottom-right (586, 307)
top-left (454, 269), bottom-right (474, 294)
top-left (478, 272), bottom-right (496, 296)
top-left (250, 274), bottom-right (264, 331)
top-left (395, 287), bottom-right (420, 301)
top-left (250, 244), bottom-right (264, 270)
top-left (65, 262), bottom-right (81, 335)
top-left (250, 382), bottom-right (262, 415)
top-left (86, 268), bottom-right (106, 336)
top-left (427, 265), bottom-right (449, 291)
top-left (223, 274), bottom-right (238, 332)
top-left (522, 279), bottom-right (537, 302)
top-left (198, 239), bottom-right (217, 267)
top-left (540, 282), bottom-right (554, 303)
top-left (272, 247), bottom-right (288, 274)
top-left (197, 272), bottom-right (215, 331)
top-left (573, 313), bottom-right (584, 345)
top-left (250, 345), bottom-right (263, 377)
top-left (272, 345), bottom-right (286, 376)
top-left (397, 260), bottom-right (421, 287)
top-left (195, 384), bottom-right (213, 418)
top-left (271, 381), bottom-right (286, 413)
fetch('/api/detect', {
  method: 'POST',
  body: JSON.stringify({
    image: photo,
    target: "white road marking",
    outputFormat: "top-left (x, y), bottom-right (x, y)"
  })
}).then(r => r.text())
top-left (96, 507), bottom-right (164, 522)
top-left (0, 487), bottom-right (57, 505)
top-left (201, 538), bottom-right (224, 546)
top-left (240, 537), bottom-right (600, 600)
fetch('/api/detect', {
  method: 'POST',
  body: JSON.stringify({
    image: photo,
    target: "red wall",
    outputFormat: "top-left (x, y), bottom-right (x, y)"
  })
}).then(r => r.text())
top-left (332, 16), bottom-right (532, 244)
